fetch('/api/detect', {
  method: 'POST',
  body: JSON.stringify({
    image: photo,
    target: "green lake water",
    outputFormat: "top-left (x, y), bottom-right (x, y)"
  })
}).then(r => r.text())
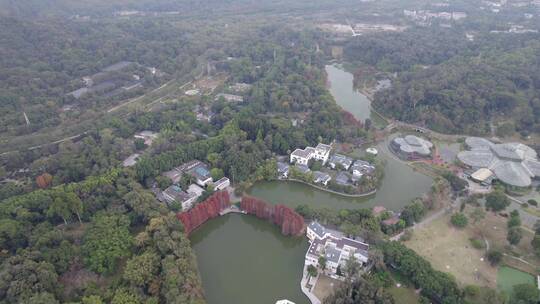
top-left (190, 214), bottom-right (310, 304)
top-left (190, 64), bottom-right (434, 304)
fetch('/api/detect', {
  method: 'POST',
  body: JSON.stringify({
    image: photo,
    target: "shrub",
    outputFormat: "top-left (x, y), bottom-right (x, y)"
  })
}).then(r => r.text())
top-left (469, 238), bottom-right (485, 250)
top-left (464, 285), bottom-right (480, 297)
top-left (451, 213), bottom-right (468, 228)
top-left (486, 250), bottom-right (503, 266)
top-left (528, 199), bottom-right (538, 206)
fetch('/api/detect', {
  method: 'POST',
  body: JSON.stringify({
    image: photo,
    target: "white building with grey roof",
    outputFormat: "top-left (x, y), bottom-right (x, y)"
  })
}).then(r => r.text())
top-left (290, 143), bottom-right (332, 165)
top-left (390, 135), bottom-right (433, 160)
top-left (305, 222), bottom-right (369, 276)
top-left (458, 137), bottom-right (540, 188)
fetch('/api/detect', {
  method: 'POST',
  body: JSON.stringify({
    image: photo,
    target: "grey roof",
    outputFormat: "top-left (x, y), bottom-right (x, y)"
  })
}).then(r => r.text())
top-left (277, 162), bottom-right (289, 173)
top-left (351, 160), bottom-right (375, 174)
top-left (335, 172), bottom-right (351, 185)
top-left (315, 143), bottom-right (332, 154)
top-left (163, 185), bottom-right (195, 203)
top-left (295, 164), bottom-right (311, 174)
top-left (392, 135), bottom-right (433, 156)
top-left (308, 221), bottom-right (327, 238)
top-left (458, 137), bottom-right (540, 187)
top-left (325, 246), bottom-right (342, 264)
top-left (313, 171), bottom-right (331, 183)
top-left (292, 147), bottom-right (315, 159)
top-left (329, 154), bottom-right (353, 168)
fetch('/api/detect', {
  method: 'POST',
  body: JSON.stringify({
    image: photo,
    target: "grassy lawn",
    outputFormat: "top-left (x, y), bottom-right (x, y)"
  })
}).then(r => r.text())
top-left (404, 211), bottom-right (498, 288)
top-left (497, 266), bottom-right (536, 296)
top-left (313, 275), bottom-right (343, 302)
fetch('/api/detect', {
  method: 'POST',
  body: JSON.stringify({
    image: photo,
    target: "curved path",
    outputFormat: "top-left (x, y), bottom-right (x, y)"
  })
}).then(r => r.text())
top-left (281, 178), bottom-right (377, 198)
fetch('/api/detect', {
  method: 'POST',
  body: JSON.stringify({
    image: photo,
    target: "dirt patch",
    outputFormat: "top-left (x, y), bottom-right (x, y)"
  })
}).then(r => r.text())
top-left (313, 275), bottom-right (343, 302)
top-left (404, 212), bottom-right (498, 288)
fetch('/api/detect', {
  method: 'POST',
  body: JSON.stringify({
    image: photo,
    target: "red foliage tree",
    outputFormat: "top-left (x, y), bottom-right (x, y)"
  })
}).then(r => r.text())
top-left (36, 173), bottom-right (53, 189)
top-left (177, 191), bottom-right (230, 235)
top-left (240, 196), bottom-right (305, 236)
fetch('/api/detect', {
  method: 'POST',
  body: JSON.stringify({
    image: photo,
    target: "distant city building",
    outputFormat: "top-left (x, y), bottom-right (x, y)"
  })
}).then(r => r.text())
top-left (390, 135), bottom-right (433, 160)
top-left (305, 222), bottom-right (369, 275)
top-left (457, 137), bottom-right (540, 188)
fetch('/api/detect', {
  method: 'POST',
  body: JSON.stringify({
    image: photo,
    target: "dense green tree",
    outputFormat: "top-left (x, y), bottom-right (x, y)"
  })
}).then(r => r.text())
top-left (451, 213), bottom-right (468, 228)
top-left (82, 213), bottom-right (133, 274)
top-left (485, 191), bottom-right (510, 212)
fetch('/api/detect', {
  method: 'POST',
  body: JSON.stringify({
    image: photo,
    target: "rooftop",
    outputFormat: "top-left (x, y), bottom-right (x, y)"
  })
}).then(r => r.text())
top-left (392, 135), bottom-right (433, 156)
top-left (329, 154), bottom-right (353, 167)
top-left (458, 137), bottom-right (540, 187)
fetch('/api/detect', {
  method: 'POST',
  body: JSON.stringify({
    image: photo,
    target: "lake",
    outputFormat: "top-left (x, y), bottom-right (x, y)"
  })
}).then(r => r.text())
top-left (190, 214), bottom-right (310, 304)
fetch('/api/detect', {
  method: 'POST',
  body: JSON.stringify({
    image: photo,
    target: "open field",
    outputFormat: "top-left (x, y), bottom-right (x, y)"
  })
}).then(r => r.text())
top-left (405, 204), bottom-right (540, 290)
top-left (313, 275), bottom-right (343, 302)
top-left (404, 212), bottom-right (498, 288)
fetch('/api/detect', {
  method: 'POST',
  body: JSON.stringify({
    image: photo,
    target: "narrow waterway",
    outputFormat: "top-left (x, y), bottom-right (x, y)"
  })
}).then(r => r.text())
top-left (325, 64), bottom-right (372, 122)
top-left (190, 214), bottom-right (310, 304)
top-left (249, 65), bottom-right (433, 212)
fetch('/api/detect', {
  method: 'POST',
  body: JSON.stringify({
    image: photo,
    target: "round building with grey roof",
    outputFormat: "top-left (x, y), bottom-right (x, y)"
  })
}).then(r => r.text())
top-left (390, 135), bottom-right (433, 160)
top-left (458, 137), bottom-right (540, 188)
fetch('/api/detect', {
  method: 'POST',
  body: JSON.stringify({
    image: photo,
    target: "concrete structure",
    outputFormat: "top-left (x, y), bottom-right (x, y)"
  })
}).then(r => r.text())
top-left (305, 222), bottom-right (369, 276)
top-left (458, 137), bottom-right (540, 187)
top-left (134, 130), bottom-right (159, 146)
top-left (162, 185), bottom-right (197, 211)
top-left (390, 135), bottom-right (433, 160)
top-left (328, 154), bottom-right (353, 170)
top-left (122, 153), bottom-right (140, 167)
top-left (366, 147), bottom-right (378, 156)
top-left (313, 171), bottom-right (331, 186)
top-left (187, 184), bottom-right (205, 197)
top-left (215, 93), bottom-right (244, 102)
top-left (290, 143), bottom-right (332, 166)
top-left (276, 300), bottom-right (295, 304)
top-left (163, 160), bottom-right (213, 186)
top-left (213, 177), bottom-right (230, 191)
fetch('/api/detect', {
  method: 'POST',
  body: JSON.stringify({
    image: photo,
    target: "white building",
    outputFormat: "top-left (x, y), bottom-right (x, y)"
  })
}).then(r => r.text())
top-left (290, 143), bottom-right (332, 165)
top-left (162, 185), bottom-right (198, 211)
top-left (305, 222), bottom-right (369, 276)
top-left (213, 177), bottom-right (230, 191)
